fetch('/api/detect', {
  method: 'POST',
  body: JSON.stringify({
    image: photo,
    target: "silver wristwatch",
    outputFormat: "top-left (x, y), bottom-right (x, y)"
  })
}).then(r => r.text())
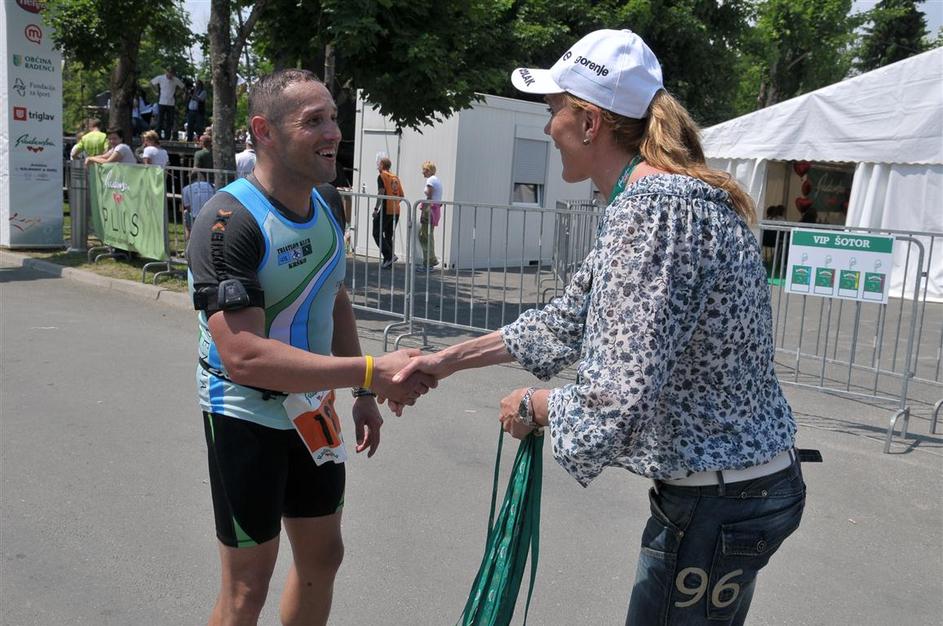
top-left (517, 387), bottom-right (537, 426)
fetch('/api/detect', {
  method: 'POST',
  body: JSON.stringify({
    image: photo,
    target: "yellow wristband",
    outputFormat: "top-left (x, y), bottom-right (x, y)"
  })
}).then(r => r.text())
top-left (362, 355), bottom-right (374, 390)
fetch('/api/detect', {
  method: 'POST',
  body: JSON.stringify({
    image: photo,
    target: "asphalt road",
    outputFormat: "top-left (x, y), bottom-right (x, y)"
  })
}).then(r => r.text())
top-left (2, 263), bottom-right (941, 625)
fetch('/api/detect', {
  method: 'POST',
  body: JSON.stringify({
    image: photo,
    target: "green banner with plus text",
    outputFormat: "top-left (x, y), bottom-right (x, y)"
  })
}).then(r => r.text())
top-left (88, 163), bottom-right (168, 260)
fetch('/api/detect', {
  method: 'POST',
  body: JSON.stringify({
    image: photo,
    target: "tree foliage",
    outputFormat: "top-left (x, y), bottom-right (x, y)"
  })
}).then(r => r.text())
top-left (856, 0), bottom-right (929, 72)
top-left (46, 0), bottom-right (193, 138)
top-left (317, 0), bottom-right (518, 130)
top-left (740, 0), bottom-right (862, 109)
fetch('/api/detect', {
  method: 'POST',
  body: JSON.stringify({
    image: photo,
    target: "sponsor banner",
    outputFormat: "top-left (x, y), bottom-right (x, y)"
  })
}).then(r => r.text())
top-left (1, 1), bottom-right (64, 247)
top-left (88, 163), bottom-right (169, 260)
top-left (785, 229), bottom-right (895, 303)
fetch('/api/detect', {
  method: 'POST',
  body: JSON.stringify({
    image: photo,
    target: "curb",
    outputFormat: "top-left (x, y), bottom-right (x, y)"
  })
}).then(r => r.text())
top-left (0, 250), bottom-right (191, 311)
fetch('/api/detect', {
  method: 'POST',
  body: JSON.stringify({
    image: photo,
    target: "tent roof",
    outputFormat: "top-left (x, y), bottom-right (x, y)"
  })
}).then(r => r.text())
top-left (701, 47), bottom-right (943, 165)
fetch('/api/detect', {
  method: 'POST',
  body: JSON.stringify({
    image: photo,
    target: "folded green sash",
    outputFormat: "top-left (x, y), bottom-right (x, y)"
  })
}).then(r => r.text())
top-left (459, 428), bottom-right (544, 626)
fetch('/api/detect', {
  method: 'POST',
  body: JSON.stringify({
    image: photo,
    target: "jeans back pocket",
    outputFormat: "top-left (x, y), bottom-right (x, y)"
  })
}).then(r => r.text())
top-left (706, 496), bottom-right (805, 620)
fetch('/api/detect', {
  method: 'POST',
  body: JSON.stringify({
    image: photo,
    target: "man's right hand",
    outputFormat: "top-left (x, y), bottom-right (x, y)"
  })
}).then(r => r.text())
top-left (371, 349), bottom-right (438, 414)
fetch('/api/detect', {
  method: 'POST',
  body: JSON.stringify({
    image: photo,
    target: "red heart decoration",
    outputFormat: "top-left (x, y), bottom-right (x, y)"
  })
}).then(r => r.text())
top-left (112, 192), bottom-right (123, 205)
top-left (801, 180), bottom-right (812, 196)
top-left (795, 197), bottom-right (813, 212)
top-left (793, 161), bottom-right (811, 177)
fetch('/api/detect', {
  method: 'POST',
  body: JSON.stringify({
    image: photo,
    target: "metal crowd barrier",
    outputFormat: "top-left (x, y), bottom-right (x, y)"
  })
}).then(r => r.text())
top-left (342, 191), bottom-right (415, 338)
top-left (759, 221), bottom-right (942, 451)
top-left (64, 170), bottom-right (943, 449)
top-left (64, 161), bottom-right (238, 283)
top-left (545, 200), bottom-right (603, 303)
top-left (339, 194), bottom-right (603, 349)
top-left (143, 165), bottom-right (239, 283)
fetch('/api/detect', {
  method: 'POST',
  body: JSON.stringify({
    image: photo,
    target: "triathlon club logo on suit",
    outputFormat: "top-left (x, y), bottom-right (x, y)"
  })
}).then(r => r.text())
top-left (277, 238), bottom-right (314, 268)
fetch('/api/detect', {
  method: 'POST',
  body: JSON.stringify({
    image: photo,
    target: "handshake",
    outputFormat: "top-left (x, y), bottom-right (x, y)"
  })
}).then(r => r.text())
top-left (367, 349), bottom-right (451, 416)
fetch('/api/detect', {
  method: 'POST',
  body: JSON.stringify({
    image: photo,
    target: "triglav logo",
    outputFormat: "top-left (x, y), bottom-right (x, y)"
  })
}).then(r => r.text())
top-left (24, 24), bottom-right (43, 45)
top-left (12, 107), bottom-right (55, 122)
top-left (17, 0), bottom-right (43, 13)
top-left (14, 78), bottom-right (27, 98)
top-left (15, 133), bottom-right (54, 153)
top-left (12, 54), bottom-right (55, 72)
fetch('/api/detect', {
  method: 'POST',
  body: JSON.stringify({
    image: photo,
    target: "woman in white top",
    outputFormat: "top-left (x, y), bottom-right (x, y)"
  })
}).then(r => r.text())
top-left (85, 128), bottom-right (138, 166)
top-left (141, 130), bottom-right (170, 167)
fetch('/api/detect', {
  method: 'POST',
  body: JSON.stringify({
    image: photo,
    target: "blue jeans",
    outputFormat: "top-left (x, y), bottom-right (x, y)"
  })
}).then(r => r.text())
top-left (627, 458), bottom-right (806, 625)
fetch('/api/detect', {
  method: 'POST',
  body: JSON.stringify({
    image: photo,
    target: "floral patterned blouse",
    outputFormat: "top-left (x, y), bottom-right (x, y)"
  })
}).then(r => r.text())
top-left (501, 174), bottom-right (796, 486)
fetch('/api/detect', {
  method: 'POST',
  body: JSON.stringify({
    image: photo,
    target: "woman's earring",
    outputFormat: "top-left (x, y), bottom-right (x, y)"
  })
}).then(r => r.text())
top-left (582, 137), bottom-right (591, 145)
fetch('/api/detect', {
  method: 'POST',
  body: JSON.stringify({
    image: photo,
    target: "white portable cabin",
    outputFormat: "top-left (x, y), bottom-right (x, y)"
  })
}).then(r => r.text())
top-left (701, 48), bottom-right (943, 300)
top-left (352, 92), bottom-right (593, 269)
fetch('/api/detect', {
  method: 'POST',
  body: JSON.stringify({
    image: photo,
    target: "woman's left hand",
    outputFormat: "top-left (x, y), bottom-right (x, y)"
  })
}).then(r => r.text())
top-left (499, 388), bottom-right (538, 440)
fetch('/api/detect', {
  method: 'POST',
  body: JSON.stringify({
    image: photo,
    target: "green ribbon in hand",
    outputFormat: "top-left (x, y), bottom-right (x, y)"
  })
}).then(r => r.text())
top-left (459, 427), bottom-right (545, 626)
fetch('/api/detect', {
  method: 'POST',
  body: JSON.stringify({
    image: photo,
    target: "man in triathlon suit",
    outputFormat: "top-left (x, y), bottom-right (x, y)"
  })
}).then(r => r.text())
top-left (186, 69), bottom-right (435, 626)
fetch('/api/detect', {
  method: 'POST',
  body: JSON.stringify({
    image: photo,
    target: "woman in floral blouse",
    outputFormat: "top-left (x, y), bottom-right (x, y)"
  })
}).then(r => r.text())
top-left (394, 29), bottom-right (806, 625)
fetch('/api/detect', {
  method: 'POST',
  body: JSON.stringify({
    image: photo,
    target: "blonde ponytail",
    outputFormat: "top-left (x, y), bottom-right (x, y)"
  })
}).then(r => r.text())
top-left (565, 92), bottom-right (755, 224)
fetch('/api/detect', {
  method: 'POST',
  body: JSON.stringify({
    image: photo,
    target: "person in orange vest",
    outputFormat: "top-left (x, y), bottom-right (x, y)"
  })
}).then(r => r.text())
top-left (372, 157), bottom-right (404, 268)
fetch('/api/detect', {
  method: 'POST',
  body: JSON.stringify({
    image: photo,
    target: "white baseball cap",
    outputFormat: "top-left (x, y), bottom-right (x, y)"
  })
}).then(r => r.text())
top-left (511, 29), bottom-right (663, 119)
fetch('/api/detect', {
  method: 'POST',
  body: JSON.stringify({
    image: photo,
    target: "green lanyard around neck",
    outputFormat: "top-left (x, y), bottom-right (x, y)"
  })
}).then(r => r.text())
top-left (607, 154), bottom-right (644, 205)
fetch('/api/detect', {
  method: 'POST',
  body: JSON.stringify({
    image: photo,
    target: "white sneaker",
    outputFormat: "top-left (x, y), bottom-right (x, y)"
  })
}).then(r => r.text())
top-left (381, 259), bottom-right (393, 269)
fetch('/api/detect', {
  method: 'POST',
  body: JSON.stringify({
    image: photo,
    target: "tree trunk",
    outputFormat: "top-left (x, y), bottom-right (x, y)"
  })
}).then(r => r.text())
top-left (323, 43), bottom-right (336, 95)
top-left (209, 0), bottom-right (237, 174)
top-left (109, 31), bottom-right (142, 144)
top-left (209, 0), bottom-right (268, 176)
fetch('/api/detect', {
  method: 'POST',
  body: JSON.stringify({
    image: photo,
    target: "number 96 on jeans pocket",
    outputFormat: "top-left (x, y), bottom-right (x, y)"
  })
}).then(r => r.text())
top-left (283, 390), bottom-right (348, 466)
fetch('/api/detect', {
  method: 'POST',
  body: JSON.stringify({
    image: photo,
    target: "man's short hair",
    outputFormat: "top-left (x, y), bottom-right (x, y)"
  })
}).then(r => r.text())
top-left (199, 134), bottom-right (212, 148)
top-left (422, 160), bottom-right (437, 175)
top-left (247, 69), bottom-right (323, 145)
top-left (379, 157), bottom-right (392, 171)
top-left (88, 118), bottom-right (101, 130)
top-left (107, 128), bottom-right (125, 141)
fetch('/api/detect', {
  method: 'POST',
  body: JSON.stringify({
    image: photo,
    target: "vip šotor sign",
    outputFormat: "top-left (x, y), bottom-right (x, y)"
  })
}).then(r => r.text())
top-left (88, 164), bottom-right (169, 261)
top-left (784, 229), bottom-right (895, 304)
top-left (0, 1), bottom-right (64, 248)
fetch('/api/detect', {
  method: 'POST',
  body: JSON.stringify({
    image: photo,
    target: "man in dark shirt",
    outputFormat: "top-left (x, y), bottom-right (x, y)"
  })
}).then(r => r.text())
top-left (193, 134), bottom-right (213, 170)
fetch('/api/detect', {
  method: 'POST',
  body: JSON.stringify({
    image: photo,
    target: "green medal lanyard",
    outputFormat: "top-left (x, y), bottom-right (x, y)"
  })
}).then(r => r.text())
top-left (607, 154), bottom-right (644, 205)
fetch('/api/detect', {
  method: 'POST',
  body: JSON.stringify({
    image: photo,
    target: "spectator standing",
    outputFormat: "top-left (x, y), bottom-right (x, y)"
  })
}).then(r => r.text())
top-left (235, 137), bottom-right (256, 178)
top-left (141, 130), bottom-right (169, 167)
top-left (193, 134), bottom-right (214, 171)
top-left (70, 119), bottom-right (108, 159)
top-left (372, 157), bottom-right (404, 268)
top-left (151, 67), bottom-right (184, 141)
top-left (186, 80), bottom-right (207, 141)
top-left (132, 91), bottom-right (150, 136)
top-left (182, 171), bottom-right (215, 238)
top-left (86, 128), bottom-right (137, 165)
top-left (417, 160), bottom-right (442, 268)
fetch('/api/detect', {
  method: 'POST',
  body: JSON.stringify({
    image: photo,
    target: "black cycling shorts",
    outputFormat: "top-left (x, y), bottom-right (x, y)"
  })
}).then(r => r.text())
top-left (203, 411), bottom-right (346, 548)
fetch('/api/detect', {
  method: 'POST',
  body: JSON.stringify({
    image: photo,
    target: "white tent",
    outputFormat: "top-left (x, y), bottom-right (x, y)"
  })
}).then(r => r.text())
top-left (702, 47), bottom-right (943, 301)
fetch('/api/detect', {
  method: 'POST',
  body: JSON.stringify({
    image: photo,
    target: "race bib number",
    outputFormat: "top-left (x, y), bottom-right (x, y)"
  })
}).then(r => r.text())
top-left (283, 390), bottom-right (347, 466)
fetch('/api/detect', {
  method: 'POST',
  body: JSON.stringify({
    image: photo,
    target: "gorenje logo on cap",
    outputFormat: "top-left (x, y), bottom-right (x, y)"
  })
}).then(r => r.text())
top-left (573, 55), bottom-right (609, 77)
